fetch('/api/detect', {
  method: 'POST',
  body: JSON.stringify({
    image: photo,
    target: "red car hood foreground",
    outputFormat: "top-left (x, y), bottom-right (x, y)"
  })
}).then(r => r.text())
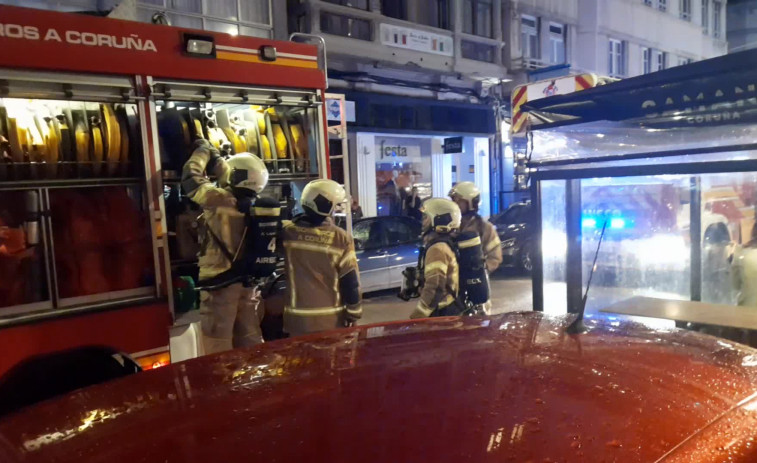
top-left (2, 312), bottom-right (757, 462)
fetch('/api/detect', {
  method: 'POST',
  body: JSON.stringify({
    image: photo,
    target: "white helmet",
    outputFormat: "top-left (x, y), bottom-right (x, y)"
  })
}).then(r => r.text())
top-left (226, 152), bottom-right (268, 195)
top-left (422, 198), bottom-right (461, 234)
top-left (449, 182), bottom-right (481, 211)
top-left (301, 179), bottom-right (346, 217)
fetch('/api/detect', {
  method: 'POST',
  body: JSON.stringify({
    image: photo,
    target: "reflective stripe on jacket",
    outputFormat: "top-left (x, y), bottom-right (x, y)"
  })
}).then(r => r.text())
top-left (411, 233), bottom-right (459, 319)
top-left (282, 218), bottom-right (360, 335)
top-left (461, 214), bottom-right (502, 272)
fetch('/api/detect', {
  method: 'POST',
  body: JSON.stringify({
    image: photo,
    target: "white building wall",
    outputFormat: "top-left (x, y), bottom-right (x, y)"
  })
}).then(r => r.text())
top-left (510, 0), bottom-right (728, 81)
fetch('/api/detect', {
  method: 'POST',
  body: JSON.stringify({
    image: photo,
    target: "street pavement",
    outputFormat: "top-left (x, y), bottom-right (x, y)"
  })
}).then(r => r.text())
top-left (358, 268), bottom-right (533, 326)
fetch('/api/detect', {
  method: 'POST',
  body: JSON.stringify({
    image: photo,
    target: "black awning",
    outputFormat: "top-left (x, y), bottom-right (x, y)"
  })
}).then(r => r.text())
top-left (521, 49), bottom-right (757, 129)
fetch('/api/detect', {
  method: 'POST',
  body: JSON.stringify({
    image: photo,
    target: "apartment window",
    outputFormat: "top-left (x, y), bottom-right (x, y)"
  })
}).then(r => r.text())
top-left (642, 47), bottom-right (666, 73)
top-left (418, 0), bottom-right (451, 30)
top-left (678, 57), bottom-right (694, 65)
top-left (463, 0), bottom-right (493, 38)
top-left (322, 0), bottom-right (370, 10)
top-left (713, 0), bottom-right (722, 38)
top-left (654, 50), bottom-right (667, 71)
top-left (521, 15), bottom-right (540, 60)
top-left (658, 0), bottom-right (667, 11)
top-left (643, 0), bottom-right (653, 5)
top-left (461, 40), bottom-right (496, 63)
top-left (137, 0), bottom-right (271, 38)
top-left (680, 0), bottom-right (691, 20)
top-left (642, 47), bottom-right (651, 74)
top-left (320, 11), bottom-right (372, 40)
top-left (382, 0), bottom-right (407, 20)
top-left (702, 0), bottom-right (709, 33)
top-left (548, 23), bottom-right (566, 64)
top-left (608, 39), bottom-right (627, 77)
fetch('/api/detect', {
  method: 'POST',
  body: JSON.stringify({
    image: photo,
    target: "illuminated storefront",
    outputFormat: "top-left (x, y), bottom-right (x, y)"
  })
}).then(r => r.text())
top-left (345, 92), bottom-right (496, 218)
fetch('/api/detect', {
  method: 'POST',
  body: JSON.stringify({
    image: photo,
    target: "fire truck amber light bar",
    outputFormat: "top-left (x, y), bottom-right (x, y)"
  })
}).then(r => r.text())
top-left (183, 33), bottom-right (216, 58)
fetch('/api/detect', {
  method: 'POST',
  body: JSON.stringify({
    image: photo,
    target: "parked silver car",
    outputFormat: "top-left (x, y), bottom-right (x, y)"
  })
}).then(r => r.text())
top-left (352, 216), bottom-right (422, 292)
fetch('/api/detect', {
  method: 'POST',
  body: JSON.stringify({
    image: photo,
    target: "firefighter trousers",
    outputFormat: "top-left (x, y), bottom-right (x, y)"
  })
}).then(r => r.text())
top-left (199, 282), bottom-right (264, 355)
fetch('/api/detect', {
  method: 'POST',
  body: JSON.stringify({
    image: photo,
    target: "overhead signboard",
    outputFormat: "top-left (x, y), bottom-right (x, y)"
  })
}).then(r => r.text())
top-left (380, 23), bottom-right (453, 57)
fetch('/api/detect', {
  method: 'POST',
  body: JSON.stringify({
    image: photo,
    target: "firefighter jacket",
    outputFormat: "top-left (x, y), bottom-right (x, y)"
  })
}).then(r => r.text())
top-left (281, 216), bottom-right (362, 336)
top-left (732, 244), bottom-right (757, 307)
top-left (461, 213), bottom-right (502, 273)
top-left (411, 232), bottom-right (459, 319)
top-left (181, 141), bottom-right (242, 281)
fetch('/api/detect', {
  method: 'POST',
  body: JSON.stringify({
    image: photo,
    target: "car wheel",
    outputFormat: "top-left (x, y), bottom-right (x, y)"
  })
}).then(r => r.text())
top-left (519, 244), bottom-right (533, 274)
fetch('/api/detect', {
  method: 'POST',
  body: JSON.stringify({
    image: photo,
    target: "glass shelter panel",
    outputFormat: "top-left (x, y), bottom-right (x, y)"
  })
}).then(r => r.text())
top-left (541, 180), bottom-right (567, 316)
top-left (700, 172), bottom-right (757, 306)
top-left (579, 176), bottom-right (691, 319)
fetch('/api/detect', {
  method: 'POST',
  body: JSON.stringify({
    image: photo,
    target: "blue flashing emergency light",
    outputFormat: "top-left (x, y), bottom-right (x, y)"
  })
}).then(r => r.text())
top-left (582, 217), bottom-right (597, 229)
top-left (610, 218), bottom-right (627, 229)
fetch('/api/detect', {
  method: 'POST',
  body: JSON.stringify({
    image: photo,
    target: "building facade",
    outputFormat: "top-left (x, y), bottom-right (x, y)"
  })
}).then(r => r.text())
top-left (728, 0), bottom-right (757, 52)
top-left (505, 0), bottom-right (728, 82)
top-left (288, 0), bottom-right (505, 218)
top-left (3, 0), bottom-right (730, 216)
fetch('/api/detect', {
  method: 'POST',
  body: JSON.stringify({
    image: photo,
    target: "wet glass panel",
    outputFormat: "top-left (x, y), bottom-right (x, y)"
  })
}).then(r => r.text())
top-left (580, 176), bottom-right (690, 327)
top-left (541, 180), bottom-right (567, 316)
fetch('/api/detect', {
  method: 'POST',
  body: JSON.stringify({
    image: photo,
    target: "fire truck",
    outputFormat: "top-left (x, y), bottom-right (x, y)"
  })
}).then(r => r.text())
top-left (0, 5), bottom-right (335, 375)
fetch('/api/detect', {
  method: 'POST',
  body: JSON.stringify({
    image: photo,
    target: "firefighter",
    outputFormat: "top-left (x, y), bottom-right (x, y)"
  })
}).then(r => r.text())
top-left (182, 139), bottom-right (269, 354)
top-left (410, 198), bottom-right (462, 319)
top-left (449, 182), bottom-right (502, 273)
top-left (281, 179), bottom-right (362, 336)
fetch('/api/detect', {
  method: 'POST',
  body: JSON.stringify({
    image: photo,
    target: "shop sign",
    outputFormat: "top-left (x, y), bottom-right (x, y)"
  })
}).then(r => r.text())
top-left (378, 140), bottom-right (422, 162)
top-left (379, 23), bottom-right (453, 57)
top-left (443, 136), bottom-right (463, 154)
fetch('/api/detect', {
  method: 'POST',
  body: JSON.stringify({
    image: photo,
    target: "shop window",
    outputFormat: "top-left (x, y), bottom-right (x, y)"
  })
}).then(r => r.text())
top-left (382, 0), bottom-right (407, 20)
top-left (320, 11), bottom-right (372, 40)
top-left (521, 15), bottom-right (540, 60)
top-left (463, 0), bottom-right (493, 38)
top-left (461, 40), bottom-right (496, 63)
top-left (323, 0), bottom-right (370, 10)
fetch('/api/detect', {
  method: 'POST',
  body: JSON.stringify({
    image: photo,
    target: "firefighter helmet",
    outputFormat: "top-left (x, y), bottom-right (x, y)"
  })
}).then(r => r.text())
top-left (449, 182), bottom-right (481, 212)
top-left (226, 152), bottom-right (268, 195)
top-left (422, 198), bottom-right (461, 234)
top-left (301, 179), bottom-right (346, 217)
